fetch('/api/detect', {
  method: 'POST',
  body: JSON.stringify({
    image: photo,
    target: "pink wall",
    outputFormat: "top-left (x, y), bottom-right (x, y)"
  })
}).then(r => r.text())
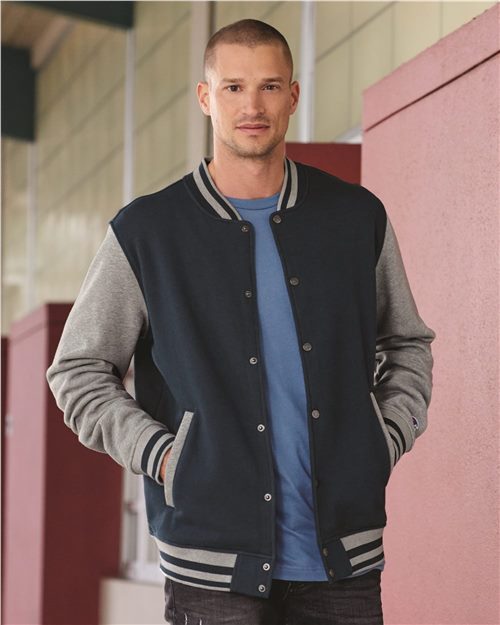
top-left (362, 5), bottom-right (499, 624)
top-left (3, 304), bottom-right (123, 624)
top-left (2, 336), bottom-right (10, 623)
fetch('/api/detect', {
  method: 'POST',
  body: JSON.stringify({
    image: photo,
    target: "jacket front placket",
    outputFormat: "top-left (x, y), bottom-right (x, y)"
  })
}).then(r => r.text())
top-left (192, 157), bottom-right (334, 585)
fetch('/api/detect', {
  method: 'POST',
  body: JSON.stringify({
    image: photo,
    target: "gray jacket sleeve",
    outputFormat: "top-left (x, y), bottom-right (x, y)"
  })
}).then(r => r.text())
top-left (373, 215), bottom-right (436, 467)
top-left (46, 225), bottom-right (175, 484)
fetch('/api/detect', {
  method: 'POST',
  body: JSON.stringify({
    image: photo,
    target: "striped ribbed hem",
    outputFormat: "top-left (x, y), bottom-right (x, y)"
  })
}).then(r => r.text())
top-left (154, 537), bottom-right (236, 592)
top-left (153, 526), bottom-right (386, 597)
top-left (340, 527), bottom-right (385, 575)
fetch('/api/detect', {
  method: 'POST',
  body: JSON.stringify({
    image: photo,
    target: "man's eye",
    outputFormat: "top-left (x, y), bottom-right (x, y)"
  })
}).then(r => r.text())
top-left (227, 85), bottom-right (240, 92)
top-left (264, 84), bottom-right (279, 90)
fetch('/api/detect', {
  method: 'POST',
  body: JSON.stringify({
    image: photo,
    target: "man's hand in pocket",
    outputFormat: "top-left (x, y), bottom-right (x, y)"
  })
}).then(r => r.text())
top-left (160, 448), bottom-right (172, 483)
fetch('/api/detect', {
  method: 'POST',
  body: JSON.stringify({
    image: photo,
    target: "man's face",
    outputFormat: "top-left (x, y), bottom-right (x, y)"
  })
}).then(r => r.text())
top-left (197, 43), bottom-right (300, 160)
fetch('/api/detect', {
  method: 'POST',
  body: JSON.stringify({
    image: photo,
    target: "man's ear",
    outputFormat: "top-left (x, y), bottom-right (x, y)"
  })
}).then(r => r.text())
top-left (197, 81), bottom-right (210, 116)
top-left (289, 80), bottom-right (300, 115)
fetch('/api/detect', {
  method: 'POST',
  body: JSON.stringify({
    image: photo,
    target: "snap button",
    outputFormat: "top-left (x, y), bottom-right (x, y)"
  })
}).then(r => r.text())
top-left (412, 416), bottom-right (419, 430)
top-left (302, 342), bottom-right (312, 351)
top-left (241, 224), bottom-right (250, 232)
top-left (322, 547), bottom-right (328, 556)
top-left (272, 214), bottom-right (282, 224)
top-left (257, 424), bottom-right (265, 432)
top-left (262, 563), bottom-right (270, 571)
top-left (328, 569), bottom-right (335, 578)
top-left (258, 584), bottom-right (266, 592)
top-left (244, 290), bottom-right (253, 298)
top-left (249, 356), bottom-right (258, 364)
top-left (311, 409), bottom-right (320, 419)
top-left (264, 493), bottom-right (272, 501)
top-left (289, 276), bottom-right (299, 286)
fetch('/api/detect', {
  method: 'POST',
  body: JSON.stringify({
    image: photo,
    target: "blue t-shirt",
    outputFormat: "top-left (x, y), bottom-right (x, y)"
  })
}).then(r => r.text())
top-left (224, 191), bottom-right (384, 580)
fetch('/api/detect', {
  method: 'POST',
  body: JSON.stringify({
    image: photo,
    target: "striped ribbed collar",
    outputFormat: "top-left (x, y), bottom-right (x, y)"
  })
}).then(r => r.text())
top-left (186, 156), bottom-right (299, 221)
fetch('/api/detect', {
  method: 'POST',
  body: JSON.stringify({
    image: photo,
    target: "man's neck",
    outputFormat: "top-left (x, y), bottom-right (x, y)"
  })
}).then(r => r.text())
top-left (207, 149), bottom-right (285, 199)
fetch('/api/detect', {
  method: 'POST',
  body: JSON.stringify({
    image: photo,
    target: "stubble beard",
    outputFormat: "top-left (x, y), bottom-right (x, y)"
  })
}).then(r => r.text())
top-left (222, 129), bottom-right (284, 162)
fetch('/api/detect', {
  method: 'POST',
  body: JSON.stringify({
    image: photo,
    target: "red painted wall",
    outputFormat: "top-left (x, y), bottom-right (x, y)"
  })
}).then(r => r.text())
top-left (361, 5), bottom-right (499, 623)
top-left (3, 303), bottom-right (123, 625)
top-left (286, 142), bottom-right (361, 184)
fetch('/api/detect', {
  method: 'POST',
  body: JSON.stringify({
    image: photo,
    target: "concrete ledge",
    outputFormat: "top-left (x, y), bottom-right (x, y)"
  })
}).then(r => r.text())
top-left (100, 577), bottom-right (165, 625)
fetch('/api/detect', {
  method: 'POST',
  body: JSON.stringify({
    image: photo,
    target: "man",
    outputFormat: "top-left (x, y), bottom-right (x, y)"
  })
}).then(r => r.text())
top-left (46, 19), bottom-right (436, 625)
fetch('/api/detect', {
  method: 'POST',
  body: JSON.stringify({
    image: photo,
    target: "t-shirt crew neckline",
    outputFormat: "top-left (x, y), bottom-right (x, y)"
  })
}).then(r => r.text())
top-left (225, 192), bottom-right (281, 210)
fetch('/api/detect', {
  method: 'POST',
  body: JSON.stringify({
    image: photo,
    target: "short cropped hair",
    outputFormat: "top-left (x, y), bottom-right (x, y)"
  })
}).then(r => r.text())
top-left (204, 19), bottom-right (294, 82)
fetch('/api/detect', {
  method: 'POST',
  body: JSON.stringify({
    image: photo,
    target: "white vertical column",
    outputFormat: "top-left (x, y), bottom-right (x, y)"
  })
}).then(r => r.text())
top-left (123, 28), bottom-right (135, 205)
top-left (299, 0), bottom-right (316, 143)
top-left (121, 26), bottom-right (138, 577)
top-left (187, 2), bottom-right (211, 169)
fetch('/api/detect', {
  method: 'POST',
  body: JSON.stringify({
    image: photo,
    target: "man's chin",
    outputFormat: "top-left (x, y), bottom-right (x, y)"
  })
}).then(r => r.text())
top-left (230, 140), bottom-right (281, 159)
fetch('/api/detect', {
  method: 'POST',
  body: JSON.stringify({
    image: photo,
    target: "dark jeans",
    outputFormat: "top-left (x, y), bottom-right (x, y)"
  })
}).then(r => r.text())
top-left (164, 569), bottom-right (383, 625)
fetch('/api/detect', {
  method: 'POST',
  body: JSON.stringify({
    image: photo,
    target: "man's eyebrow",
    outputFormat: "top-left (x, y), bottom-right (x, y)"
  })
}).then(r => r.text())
top-left (220, 77), bottom-right (285, 83)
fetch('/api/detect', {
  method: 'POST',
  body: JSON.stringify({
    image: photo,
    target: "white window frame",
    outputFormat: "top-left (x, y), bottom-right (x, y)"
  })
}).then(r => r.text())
top-left (120, 26), bottom-right (164, 585)
top-left (118, 4), bottom-right (211, 579)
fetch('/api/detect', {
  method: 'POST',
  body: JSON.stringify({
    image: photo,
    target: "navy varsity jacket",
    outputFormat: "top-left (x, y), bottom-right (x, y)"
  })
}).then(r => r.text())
top-left (46, 156), bottom-right (436, 599)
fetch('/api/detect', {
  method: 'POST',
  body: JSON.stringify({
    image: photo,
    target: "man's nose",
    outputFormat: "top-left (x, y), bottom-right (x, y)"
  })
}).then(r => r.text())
top-left (242, 89), bottom-right (265, 117)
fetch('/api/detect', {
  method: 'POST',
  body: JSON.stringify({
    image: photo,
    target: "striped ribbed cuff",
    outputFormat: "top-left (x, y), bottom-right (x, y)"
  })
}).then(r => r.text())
top-left (132, 424), bottom-right (176, 484)
top-left (378, 403), bottom-right (416, 462)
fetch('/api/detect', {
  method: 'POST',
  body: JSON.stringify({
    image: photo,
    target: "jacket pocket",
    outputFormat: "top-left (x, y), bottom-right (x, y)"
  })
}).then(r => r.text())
top-left (163, 410), bottom-right (195, 508)
top-left (369, 392), bottom-right (395, 477)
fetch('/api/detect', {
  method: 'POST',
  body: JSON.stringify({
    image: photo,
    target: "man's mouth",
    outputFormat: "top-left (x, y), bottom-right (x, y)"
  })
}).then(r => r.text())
top-left (237, 124), bottom-right (270, 134)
